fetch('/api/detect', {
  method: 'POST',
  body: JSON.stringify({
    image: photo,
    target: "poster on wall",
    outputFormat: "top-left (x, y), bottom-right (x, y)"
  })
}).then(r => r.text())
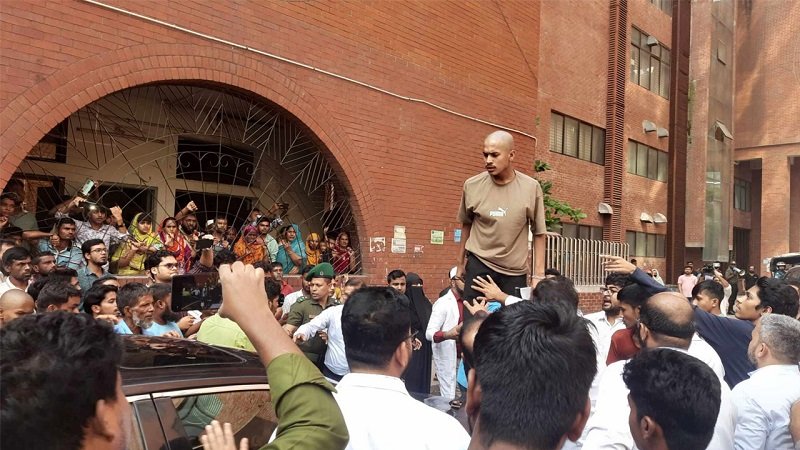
top-left (393, 225), bottom-right (406, 239)
top-left (391, 238), bottom-right (406, 253)
top-left (454, 229), bottom-right (462, 243)
top-left (431, 230), bottom-right (444, 245)
top-left (370, 237), bottom-right (386, 253)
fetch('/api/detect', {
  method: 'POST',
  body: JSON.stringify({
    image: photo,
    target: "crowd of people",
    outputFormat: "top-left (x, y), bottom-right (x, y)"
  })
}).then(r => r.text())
top-left (2, 131), bottom-right (800, 450)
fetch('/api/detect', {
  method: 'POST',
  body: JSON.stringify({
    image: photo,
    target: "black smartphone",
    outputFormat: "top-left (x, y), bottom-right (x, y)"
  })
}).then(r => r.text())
top-left (171, 273), bottom-right (222, 312)
top-left (196, 238), bottom-right (213, 250)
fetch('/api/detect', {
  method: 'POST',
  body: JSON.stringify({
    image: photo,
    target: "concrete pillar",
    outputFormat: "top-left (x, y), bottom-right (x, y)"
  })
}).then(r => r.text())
top-left (760, 154), bottom-right (791, 260)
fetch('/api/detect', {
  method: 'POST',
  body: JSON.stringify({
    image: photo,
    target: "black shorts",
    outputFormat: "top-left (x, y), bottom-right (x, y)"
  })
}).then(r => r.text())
top-left (462, 253), bottom-right (527, 306)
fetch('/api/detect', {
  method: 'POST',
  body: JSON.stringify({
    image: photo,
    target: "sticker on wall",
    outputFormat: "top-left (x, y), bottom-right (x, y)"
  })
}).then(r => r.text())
top-left (454, 229), bottom-right (462, 243)
top-left (430, 230), bottom-right (444, 245)
top-left (393, 225), bottom-right (406, 239)
top-left (391, 238), bottom-right (406, 253)
top-left (414, 245), bottom-right (424, 254)
top-left (370, 237), bottom-right (386, 253)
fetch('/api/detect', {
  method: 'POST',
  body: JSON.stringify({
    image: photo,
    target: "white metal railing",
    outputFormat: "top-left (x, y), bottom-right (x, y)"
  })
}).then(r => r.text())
top-left (544, 234), bottom-right (629, 287)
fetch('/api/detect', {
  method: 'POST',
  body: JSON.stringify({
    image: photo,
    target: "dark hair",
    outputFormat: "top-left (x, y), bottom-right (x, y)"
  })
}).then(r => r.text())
top-left (31, 251), bottom-right (55, 265)
top-left (149, 283), bottom-right (172, 303)
top-left (617, 284), bottom-right (650, 308)
top-left (0, 225), bottom-right (23, 238)
top-left (544, 268), bottom-right (562, 277)
top-left (531, 276), bottom-right (579, 311)
top-left (639, 297), bottom-right (695, 341)
top-left (2, 246), bottom-right (30, 268)
top-left (117, 282), bottom-right (151, 311)
top-left (82, 285), bottom-right (118, 314)
top-left (26, 278), bottom-right (49, 301)
top-left (80, 238), bottom-right (105, 259)
top-left (0, 191), bottom-right (22, 205)
top-left (341, 287), bottom-right (412, 369)
top-left (269, 261), bottom-right (284, 271)
top-left (48, 267), bottom-right (78, 286)
top-left (623, 349), bottom-right (720, 450)
top-left (684, 265), bottom-right (693, 270)
top-left (144, 250), bottom-right (173, 273)
top-left (0, 238), bottom-right (16, 249)
top-left (472, 301), bottom-right (596, 449)
top-left (0, 312), bottom-right (123, 450)
top-left (387, 269), bottom-right (406, 283)
top-left (54, 217), bottom-right (76, 231)
top-left (692, 280), bottom-right (724, 302)
top-left (299, 264), bottom-right (313, 276)
top-left (345, 278), bottom-right (365, 289)
top-left (460, 310), bottom-right (489, 369)
top-left (266, 279), bottom-right (282, 300)
top-left (604, 272), bottom-right (631, 289)
top-left (754, 276), bottom-right (799, 317)
top-left (36, 282), bottom-right (80, 311)
top-left (91, 275), bottom-right (118, 288)
top-left (213, 249), bottom-right (237, 268)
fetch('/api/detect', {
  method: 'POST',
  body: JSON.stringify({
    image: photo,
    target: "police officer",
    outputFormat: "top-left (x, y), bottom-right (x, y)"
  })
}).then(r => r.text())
top-left (283, 262), bottom-right (339, 368)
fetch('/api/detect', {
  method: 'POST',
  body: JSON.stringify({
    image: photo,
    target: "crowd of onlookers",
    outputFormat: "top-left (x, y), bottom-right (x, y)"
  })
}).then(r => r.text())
top-left (2, 179), bottom-right (800, 450)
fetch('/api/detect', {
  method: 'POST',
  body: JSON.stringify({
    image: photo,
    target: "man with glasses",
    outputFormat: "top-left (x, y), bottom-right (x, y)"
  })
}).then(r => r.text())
top-left (335, 285), bottom-right (470, 449)
top-left (426, 266), bottom-right (464, 400)
top-left (77, 239), bottom-right (109, 293)
top-left (584, 292), bottom-right (734, 450)
top-left (144, 250), bottom-right (180, 285)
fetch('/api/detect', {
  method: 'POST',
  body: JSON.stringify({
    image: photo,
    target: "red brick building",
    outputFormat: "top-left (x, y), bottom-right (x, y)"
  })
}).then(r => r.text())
top-left (1, 0), bottom-right (797, 300)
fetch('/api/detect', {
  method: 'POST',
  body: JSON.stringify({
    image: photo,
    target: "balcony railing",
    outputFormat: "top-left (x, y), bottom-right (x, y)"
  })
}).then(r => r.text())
top-left (544, 234), bottom-right (629, 287)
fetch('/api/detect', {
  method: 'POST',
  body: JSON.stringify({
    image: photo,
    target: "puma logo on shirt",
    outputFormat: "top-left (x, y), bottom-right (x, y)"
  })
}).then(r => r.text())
top-left (489, 207), bottom-right (508, 217)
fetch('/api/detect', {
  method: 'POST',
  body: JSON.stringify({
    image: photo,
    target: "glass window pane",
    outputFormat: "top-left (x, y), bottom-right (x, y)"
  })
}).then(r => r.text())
top-left (592, 128), bottom-right (605, 164)
top-left (657, 151), bottom-right (668, 181)
top-left (648, 149), bottom-right (659, 179)
top-left (173, 391), bottom-right (276, 449)
top-left (578, 225), bottom-right (591, 240)
top-left (550, 113), bottom-right (564, 153)
top-left (640, 32), bottom-right (649, 48)
top-left (626, 231), bottom-right (636, 253)
top-left (635, 232), bottom-right (647, 256)
top-left (640, 49), bottom-right (651, 89)
top-left (579, 122), bottom-right (592, 161)
top-left (564, 117), bottom-right (579, 157)
top-left (650, 57), bottom-right (660, 91)
top-left (647, 234), bottom-right (657, 257)
top-left (632, 28), bottom-right (641, 46)
top-left (660, 60), bottom-right (670, 98)
top-left (590, 226), bottom-right (603, 241)
top-left (631, 44), bottom-right (640, 83)
top-left (561, 223), bottom-right (577, 238)
top-left (637, 143), bottom-right (649, 176)
top-left (628, 141), bottom-right (637, 173)
top-left (656, 235), bottom-right (666, 258)
top-left (662, 47), bottom-right (671, 63)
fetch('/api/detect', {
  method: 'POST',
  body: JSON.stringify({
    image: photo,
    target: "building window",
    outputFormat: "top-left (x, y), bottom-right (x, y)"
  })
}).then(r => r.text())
top-left (627, 141), bottom-right (668, 182)
top-left (734, 178), bottom-right (751, 212)
top-left (631, 28), bottom-right (671, 98)
top-left (550, 112), bottom-right (605, 165)
top-left (561, 223), bottom-right (603, 241)
top-left (626, 231), bottom-right (666, 258)
top-left (649, 0), bottom-right (672, 16)
top-left (176, 137), bottom-right (255, 187)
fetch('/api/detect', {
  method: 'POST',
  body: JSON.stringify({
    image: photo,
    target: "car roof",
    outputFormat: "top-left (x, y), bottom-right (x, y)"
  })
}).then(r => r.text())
top-left (120, 336), bottom-right (268, 396)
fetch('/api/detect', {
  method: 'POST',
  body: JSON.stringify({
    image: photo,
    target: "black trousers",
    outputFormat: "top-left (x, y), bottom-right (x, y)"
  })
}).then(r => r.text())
top-left (462, 253), bottom-right (527, 318)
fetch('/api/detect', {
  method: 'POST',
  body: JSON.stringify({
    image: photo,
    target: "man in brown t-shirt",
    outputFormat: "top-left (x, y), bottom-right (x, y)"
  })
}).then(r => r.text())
top-left (456, 130), bottom-right (547, 303)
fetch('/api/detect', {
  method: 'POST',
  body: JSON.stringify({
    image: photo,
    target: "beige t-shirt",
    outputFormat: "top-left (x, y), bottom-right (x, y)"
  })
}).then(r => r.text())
top-left (457, 170), bottom-right (546, 275)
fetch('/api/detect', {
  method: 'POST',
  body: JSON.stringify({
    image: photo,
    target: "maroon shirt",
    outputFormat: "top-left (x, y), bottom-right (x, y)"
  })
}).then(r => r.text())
top-left (606, 327), bottom-right (640, 365)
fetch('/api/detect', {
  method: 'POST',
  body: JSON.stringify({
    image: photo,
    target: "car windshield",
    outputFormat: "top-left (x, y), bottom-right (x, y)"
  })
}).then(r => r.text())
top-left (121, 336), bottom-right (248, 369)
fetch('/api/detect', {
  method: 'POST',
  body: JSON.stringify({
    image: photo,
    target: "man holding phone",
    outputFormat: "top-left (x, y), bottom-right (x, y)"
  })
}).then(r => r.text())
top-left (52, 193), bottom-right (128, 249)
top-left (456, 131), bottom-right (547, 307)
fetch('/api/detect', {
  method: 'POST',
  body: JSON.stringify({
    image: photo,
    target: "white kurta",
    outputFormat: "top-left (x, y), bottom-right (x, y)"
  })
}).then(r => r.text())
top-left (426, 290), bottom-right (460, 399)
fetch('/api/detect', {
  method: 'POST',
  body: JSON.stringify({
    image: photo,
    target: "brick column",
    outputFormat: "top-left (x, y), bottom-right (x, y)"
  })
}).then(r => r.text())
top-left (760, 154), bottom-right (791, 259)
top-left (791, 157), bottom-right (800, 252)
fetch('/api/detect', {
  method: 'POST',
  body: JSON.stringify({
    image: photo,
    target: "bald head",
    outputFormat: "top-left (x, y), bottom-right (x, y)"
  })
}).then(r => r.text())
top-left (638, 292), bottom-right (695, 349)
top-left (484, 130), bottom-right (515, 151)
top-left (0, 290), bottom-right (35, 327)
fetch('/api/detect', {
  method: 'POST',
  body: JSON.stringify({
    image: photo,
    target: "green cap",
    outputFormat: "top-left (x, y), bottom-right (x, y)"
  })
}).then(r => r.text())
top-left (305, 262), bottom-right (336, 281)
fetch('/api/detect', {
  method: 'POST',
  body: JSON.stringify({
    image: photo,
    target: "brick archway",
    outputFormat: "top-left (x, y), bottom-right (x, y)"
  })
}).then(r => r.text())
top-left (0, 42), bottom-right (375, 238)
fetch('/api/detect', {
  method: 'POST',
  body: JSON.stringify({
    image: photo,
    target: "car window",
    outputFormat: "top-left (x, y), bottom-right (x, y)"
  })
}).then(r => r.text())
top-left (172, 390), bottom-right (276, 449)
top-left (127, 411), bottom-right (146, 450)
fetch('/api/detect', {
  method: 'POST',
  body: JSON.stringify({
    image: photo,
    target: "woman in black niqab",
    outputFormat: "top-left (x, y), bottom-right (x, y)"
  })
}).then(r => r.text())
top-left (403, 272), bottom-right (434, 394)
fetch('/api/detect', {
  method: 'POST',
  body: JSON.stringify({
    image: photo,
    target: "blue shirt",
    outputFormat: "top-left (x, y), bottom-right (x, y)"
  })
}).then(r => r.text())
top-left (142, 321), bottom-right (182, 337)
top-left (693, 307), bottom-right (755, 388)
top-left (114, 320), bottom-right (133, 335)
top-left (38, 240), bottom-right (83, 270)
top-left (77, 266), bottom-right (107, 295)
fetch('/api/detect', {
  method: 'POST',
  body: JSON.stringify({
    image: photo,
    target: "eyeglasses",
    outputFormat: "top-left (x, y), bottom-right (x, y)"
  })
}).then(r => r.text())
top-left (600, 286), bottom-right (620, 294)
top-left (160, 263), bottom-right (179, 269)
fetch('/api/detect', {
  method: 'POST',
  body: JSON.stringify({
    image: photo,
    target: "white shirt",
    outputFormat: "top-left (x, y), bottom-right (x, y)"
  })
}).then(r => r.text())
top-left (583, 347), bottom-right (735, 450)
top-left (585, 311), bottom-right (626, 408)
top-left (334, 372), bottom-right (470, 450)
top-left (281, 290), bottom-right (306, 320)
top-left (295, 304), bottom-right (348, 376)
top-left (0, 277), bottom-right (27, 297)
top-left (690, 333), bottom-right (726, 381)
top-left (731, 364), bottom-right (800, 450)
